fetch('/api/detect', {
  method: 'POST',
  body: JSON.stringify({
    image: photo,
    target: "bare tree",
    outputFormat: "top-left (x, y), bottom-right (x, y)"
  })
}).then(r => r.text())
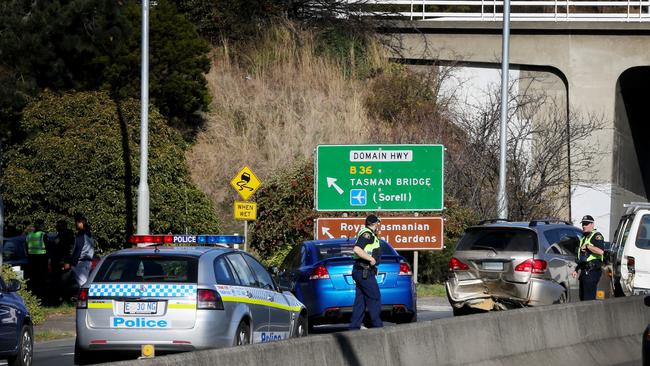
top-left (447, 74), bottom-right (607, 220)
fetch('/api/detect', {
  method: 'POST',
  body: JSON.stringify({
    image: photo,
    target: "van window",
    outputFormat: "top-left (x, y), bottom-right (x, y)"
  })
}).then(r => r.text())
top-left (618, 216), bottom-right (636, 257)
top-left (635, 215), bottom-right (650, 250)
top-left (457, 228), bottom-right (538, 252)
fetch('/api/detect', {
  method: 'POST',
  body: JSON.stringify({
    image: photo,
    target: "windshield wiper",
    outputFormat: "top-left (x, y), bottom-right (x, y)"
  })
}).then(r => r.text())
top-left (472, 245), bottom-right (499, 255)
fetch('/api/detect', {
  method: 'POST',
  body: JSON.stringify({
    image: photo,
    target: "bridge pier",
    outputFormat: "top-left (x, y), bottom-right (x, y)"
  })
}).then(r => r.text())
top-left (388, 22), bottom-right (650, 237)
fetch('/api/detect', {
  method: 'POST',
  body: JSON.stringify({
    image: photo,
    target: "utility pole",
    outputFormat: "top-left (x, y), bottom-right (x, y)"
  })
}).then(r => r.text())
top-left (136, 0), bottom-right (150, 235)
top-left (497, 0), bottom-right (511, 220)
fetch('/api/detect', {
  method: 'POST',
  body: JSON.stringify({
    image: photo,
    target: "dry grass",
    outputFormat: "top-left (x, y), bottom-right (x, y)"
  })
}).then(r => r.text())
top-left (187, 26), bottom-right (386, 230)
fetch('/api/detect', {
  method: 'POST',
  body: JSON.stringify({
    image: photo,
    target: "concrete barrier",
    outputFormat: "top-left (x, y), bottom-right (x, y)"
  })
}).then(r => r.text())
top-left (106, 296), bottom-right (649, 366)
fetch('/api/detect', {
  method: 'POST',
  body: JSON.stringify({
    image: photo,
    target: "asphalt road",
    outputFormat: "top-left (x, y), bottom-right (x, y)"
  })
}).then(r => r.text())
top-left (24, 297), bottom-right (452, 366)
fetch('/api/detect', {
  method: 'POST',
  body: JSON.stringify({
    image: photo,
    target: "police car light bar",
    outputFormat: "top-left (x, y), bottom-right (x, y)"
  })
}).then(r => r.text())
top-left (129, 235), bottom-right (244, 247)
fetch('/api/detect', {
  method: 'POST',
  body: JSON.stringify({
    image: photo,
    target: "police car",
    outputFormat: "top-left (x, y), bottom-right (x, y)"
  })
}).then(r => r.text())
top-left (74, 235), bottom-right (307, 365)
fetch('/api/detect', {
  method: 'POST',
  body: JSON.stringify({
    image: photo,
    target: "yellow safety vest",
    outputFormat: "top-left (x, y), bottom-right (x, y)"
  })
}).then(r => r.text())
top-left (353, 227), bottom-right (380, 260)
top-left (578, 231), bottom-right (604, 262)
top-left (27, 231), bottom-right (46, 255)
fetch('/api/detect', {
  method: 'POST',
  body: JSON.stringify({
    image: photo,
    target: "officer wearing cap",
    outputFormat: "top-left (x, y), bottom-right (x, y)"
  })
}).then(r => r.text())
top-left (571, 215), bottom-right (605, 300)
top-left (349, 214), bottom-right (383, 330)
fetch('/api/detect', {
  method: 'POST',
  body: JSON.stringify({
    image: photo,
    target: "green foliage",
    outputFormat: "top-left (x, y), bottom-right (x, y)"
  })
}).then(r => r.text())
top-left (2, 265), bottom-right (45, 324)
top-left (249, 158), bottom-right (316, 260)
top-left (0, 0), bottom-right (210, 142)
top-left (314, 28), bottom-right (377, 79)
top-left (107, 0), bottom-right (211, 123)
top-left (1, 91), bottom-right (220, 253)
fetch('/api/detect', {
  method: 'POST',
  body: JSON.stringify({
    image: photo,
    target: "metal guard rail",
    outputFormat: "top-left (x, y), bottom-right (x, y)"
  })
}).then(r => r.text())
top-left (347, 0), bottom-right (650, 21)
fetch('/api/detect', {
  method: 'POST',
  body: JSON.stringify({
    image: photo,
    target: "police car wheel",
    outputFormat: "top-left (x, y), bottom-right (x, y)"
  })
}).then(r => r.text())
top-left (234, 321), bottom-right (250, 346)
top-left (8, 325), bottom-right (32, 366)
top-left (294, 315), bottom-right (307, 337)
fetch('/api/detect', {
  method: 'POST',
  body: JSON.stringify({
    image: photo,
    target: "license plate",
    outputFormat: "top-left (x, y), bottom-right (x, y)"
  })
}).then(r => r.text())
top-left (482, 262), bottom-right (503, 271)
top-left (125, 301), bottom-right (158, 314)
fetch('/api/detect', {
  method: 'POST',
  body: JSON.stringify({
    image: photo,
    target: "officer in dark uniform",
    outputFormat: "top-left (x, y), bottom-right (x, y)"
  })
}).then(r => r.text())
top-left (571, 215), bottom-right (605, 301)
top-left (349, 214), bottom-right (383, 330)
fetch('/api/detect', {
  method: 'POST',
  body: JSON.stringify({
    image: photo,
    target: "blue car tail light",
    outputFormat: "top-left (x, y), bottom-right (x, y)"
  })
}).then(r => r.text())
top-left (399, 260), bottom-right (413, 276)
top-left (309, 265), bottom-right (331, 280)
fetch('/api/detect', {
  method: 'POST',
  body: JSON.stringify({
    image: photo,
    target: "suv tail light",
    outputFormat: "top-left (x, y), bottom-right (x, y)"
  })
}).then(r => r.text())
top-left (515, 259), bottom-right (547, 274)
top-left (309, 265), bottom-right (330, 280)
top-left (627, 256), bottom-right (636, 273)
top-left (448, 257), bottom-right (469, 271)
top-left (77, 288), bottom-right (88, 309)
top-left (197, 289), bottom-right (224, 310)
top-left (399, 261), bottom-right (412, 276)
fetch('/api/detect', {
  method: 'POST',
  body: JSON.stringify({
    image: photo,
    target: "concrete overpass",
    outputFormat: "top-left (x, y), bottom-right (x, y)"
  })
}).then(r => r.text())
top-left (380, 19), bottom-right (650, 238)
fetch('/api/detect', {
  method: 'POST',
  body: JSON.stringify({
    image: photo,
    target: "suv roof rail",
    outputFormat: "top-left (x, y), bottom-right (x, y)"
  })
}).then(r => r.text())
top-left (478, 218), bottom-right (511, 225)
top-left (528, 219), bottom-right (572, 227)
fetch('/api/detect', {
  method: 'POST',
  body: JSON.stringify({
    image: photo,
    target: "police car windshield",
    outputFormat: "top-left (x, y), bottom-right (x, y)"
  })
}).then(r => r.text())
top-left (457, 228), bottom-right (538, 252)
top-left (315, 242), bottom-right (393, 261)
top-left (94, 255), bottom-right (198, 283)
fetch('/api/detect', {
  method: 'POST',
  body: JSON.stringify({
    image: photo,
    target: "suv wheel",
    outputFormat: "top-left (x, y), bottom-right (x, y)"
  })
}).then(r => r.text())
top-left (8, 325), bottom-right (33, 366)
top-left (556, 290), bottom-right (568, 304)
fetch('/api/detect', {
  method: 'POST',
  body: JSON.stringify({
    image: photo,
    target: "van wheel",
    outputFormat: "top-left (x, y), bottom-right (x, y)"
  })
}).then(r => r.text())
top-left (8, 325), bottom-right (33, 366)
top-left (234, 320), bottom-right (250, 346)
top-left (294, 315), bottom-right (308, 337)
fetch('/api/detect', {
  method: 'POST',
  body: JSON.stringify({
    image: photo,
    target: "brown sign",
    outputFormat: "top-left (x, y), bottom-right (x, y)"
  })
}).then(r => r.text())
top-left (315, 217), bottom-right (444, 251)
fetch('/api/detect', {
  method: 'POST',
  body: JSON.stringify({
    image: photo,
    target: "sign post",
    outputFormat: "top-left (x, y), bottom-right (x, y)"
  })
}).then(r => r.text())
top-left (230, 166), bottom-right (262, 251)
top-left (315, 145), bottom-right (444, 211)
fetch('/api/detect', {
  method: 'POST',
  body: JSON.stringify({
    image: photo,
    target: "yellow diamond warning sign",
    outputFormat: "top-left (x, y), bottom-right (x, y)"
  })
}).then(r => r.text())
top-left (234, 201), bottom-right (257, 221)
top-left (230, 166), bottom-right (261, 201)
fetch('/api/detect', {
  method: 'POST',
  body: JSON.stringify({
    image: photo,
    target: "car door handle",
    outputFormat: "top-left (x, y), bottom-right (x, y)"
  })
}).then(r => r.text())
top-left (246, 291), bottom-right (253, 298)
top-left (267, 295), bottom-right (274, 301)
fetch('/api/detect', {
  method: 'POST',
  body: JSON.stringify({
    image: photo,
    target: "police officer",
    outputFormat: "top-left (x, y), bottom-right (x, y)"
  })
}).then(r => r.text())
top-left (571, 215), bottom-right (605, 301)
top-left (68, 213), bottom-right (94, 289)
top-left (349, 214), bottom-right (383, 330)
top-left (26, 219), bottom-right (48, 295)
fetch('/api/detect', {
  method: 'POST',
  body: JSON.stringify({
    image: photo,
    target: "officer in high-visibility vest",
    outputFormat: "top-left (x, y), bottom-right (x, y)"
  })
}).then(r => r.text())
top-left (349, 214), bottom-right (383, 330)
top-left (26, 219), bottom-right (48, 295)
top-left (571, 215), bottom-right (605, 301)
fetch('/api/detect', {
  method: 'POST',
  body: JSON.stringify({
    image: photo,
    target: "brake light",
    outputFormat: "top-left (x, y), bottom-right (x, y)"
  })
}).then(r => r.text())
top-left (399, 261), bottom-right (412, 276)
top-left (448, 257), bottom-right (469, 271)
top-left (197, 289), bottom-right (224, 310)
top-left (77, 288), bottom-right (88, 309)
top-left (309, 265), bottom-right (330, 280)
top-left (91, 256), bottom-right (100, 270)
top-left (515, 259), bottom-right (547, 274)
top-left (627, 256), bottom-right (636, 273)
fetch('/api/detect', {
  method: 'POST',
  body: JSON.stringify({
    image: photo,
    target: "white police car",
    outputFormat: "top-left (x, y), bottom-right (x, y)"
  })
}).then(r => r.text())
top-left (74, 235), bottom-right (307, 365)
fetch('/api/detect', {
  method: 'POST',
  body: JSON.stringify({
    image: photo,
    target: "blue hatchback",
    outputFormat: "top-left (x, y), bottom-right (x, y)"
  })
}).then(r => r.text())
top-left (277, 238), bottom-right (416, 328)
top-left (0, 274), bottom-right (33, 366)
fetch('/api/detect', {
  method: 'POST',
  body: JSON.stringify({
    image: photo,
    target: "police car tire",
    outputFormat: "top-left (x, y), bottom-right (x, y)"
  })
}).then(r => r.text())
top-left (8, 325), bottom-right (32, 366)
top-left (234, 320), bottom-right (250, 346)
top-left (74, 339), bottom-right (96, 365)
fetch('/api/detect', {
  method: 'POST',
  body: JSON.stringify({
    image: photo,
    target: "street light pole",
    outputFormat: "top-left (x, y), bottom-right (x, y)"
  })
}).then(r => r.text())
top-left (136, 0), bottom-right (150, 235)
top-left (497, 0), bottom-right (511, 220)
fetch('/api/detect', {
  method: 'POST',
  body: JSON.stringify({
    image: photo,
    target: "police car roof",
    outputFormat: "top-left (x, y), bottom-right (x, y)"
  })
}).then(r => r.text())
top-left (111, 246), bottom-right (235, 257)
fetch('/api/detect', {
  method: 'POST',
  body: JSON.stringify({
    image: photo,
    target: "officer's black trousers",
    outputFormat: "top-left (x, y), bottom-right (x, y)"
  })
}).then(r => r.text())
top-left (579, 268), bottom-right (601, 301)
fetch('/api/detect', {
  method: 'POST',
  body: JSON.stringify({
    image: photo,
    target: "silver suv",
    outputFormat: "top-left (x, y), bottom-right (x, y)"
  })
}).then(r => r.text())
top-left (446, 219), bottom-right (585, 315)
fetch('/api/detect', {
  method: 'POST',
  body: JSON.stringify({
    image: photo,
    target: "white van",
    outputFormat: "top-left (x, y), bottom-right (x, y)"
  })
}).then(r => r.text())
top-left (609, 202), bottom-right (650, 296)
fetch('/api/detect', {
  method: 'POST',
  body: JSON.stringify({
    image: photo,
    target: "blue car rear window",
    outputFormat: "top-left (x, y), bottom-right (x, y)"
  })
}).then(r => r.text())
top-left (94, 255), bottom-right (198, 283)
top-left (315, 242), bottom-right (394, 261)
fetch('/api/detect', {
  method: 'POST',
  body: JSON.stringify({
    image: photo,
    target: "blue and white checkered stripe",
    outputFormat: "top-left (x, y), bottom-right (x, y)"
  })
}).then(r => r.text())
top-left (89, 283), bottom-right (197, 298)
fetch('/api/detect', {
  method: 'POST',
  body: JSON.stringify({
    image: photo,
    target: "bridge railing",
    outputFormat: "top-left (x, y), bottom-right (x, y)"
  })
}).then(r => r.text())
top-left (348, 0), bottom-right (650, 21)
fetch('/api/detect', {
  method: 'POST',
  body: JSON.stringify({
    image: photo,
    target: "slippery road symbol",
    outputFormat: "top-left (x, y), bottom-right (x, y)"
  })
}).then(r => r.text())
top-left (236, 172), bottom-right (254, 191)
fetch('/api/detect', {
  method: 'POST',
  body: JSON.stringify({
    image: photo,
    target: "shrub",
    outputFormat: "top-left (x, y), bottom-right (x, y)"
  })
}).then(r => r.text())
top-left (1, 91), bottom-right (220, 253)
top-left (1, 265), bottom-right (45, 324)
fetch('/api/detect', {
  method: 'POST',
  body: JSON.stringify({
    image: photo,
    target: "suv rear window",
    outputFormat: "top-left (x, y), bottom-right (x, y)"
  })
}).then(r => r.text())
top-left (315, 242), bottom-right (395, 261)
top-left (94, 255), bottom-right (198, 283)
top-left (457, 228), bottom-right (538, 252)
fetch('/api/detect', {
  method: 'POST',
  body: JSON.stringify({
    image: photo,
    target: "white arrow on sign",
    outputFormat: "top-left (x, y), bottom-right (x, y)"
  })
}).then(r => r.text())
top-left (326, 177), bottom-right (344, 195)
top-left (321, 226), bottom-right (335, 239)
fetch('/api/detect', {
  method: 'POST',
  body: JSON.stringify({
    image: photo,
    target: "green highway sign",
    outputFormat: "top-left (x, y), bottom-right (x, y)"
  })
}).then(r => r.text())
top-left (315, 144), bottom-right (444, 211)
